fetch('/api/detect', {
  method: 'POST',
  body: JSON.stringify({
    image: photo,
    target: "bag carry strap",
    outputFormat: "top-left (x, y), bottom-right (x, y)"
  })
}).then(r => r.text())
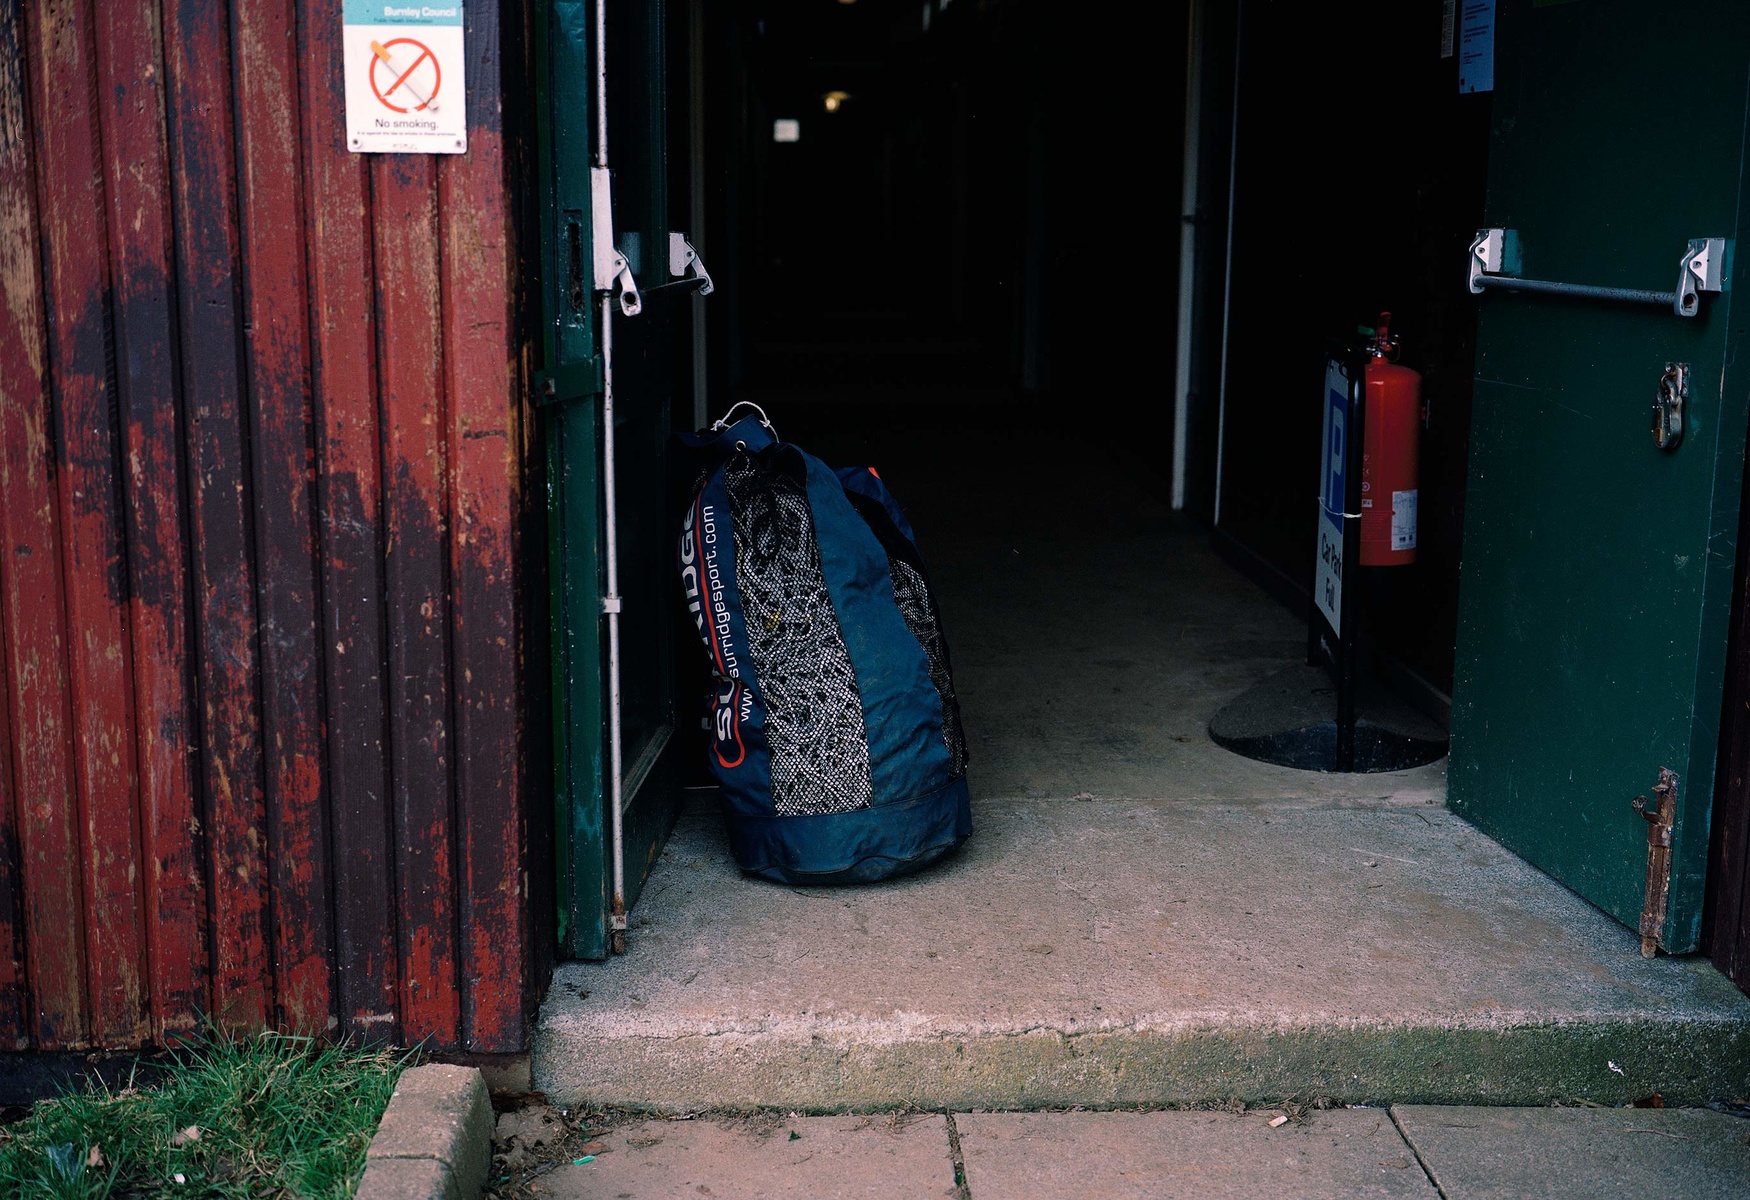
top-left (679, 402), bottom-right (779, 469)
top-left (711, 400), bottom-right (778, 441)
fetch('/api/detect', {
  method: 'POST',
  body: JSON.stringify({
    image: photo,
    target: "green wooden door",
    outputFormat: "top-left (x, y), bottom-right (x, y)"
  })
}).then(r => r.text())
top-left (1450, 0), bottom-right (1750, 953)
top-left (538, 0), bottom-right (688, 959)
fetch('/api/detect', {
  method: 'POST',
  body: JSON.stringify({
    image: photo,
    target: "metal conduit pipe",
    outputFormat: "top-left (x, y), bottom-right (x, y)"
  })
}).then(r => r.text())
top-left (594, 0), bottom-right (628, 954)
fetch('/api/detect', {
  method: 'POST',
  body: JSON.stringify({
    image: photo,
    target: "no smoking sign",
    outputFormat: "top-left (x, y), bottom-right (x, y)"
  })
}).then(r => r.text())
top-left (370, 38), bottom-right (441, 114)
top-left (343, 3), bottom-right (467, 154)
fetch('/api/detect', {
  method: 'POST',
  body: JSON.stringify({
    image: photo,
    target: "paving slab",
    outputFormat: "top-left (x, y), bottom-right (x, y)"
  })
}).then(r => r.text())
top-left (540, 1115), bottom-right (958, 1200)
top-left (1392, 1105), bottom-right (1750, 1200)
top-left (954, 1109), bottom-right (1436, 1200)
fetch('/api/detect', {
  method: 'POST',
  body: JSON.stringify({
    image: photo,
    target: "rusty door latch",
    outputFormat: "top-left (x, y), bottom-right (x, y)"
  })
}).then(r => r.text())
top-left (1631, 768), bottom-right (1678, 957)
top-left (1653, 363), bottom-right (1687, 451)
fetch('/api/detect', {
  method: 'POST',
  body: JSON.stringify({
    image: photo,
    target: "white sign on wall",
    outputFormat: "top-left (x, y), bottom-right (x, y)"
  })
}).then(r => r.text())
top-left (344, 2), bottom-right (467, 154)
top-left (1458, 0), bottom-right (1495, 95)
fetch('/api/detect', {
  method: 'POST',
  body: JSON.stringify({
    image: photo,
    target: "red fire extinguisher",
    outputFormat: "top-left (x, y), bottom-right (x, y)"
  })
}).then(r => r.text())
top-left (1360, 312), bottom-right (1420, 567)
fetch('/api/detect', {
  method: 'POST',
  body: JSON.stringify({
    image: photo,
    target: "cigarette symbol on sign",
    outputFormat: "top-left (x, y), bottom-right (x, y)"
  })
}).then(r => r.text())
top-left (369, 38), bottom-right (441, 113)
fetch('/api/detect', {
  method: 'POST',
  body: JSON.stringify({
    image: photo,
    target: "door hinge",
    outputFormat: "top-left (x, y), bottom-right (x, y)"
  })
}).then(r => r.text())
top-left (1631, 768), bottom-right (1678, 958)
top-left (532, 357), bottom-right (605, 407)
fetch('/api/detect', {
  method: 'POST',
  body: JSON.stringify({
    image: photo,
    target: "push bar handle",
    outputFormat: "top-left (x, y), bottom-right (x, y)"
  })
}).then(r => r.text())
top-left (1467, 229), bottom-right (1727, 319)
top-left (1471, 275), bottom-right (1677, 308)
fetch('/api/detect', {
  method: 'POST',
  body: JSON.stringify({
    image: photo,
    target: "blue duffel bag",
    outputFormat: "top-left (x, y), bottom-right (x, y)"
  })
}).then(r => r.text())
top-left (676, 403), bottom-right (971, 884)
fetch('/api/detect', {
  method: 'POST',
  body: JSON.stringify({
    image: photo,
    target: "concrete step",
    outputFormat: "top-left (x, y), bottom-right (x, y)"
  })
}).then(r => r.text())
top-left (533, 794), bottom-right (1750, 1111)
top-left (535, 411), bottom-right (1750, 1112)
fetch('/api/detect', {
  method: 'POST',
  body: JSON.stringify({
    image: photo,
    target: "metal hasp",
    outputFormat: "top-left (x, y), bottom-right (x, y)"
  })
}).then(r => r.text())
top-left (1632, 768), bottom-right (1679, 957)
top-left (668, 232), bottom-right (714, 295)
top-left (1468, 228), bottom-right (1727, 318)
top-left (1653, 362), bottom-right (1688, 451)
top-left (590, 165), bottom-right (641, 315)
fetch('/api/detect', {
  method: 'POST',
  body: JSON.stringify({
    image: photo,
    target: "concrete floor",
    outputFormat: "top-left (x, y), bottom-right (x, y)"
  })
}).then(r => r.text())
top-left (535, 410), bottom-right (1750, 1110)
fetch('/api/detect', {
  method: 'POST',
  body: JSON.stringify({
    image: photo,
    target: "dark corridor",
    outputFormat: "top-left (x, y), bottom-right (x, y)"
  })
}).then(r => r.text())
top-left (695, 0), bottom-right (1489, 712)
top-left (706, 0), bottom-right (1184, 415)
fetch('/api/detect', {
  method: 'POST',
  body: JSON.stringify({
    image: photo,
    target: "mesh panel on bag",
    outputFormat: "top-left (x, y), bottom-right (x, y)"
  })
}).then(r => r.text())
top-left (888, 558), bottom-right (968, 778)
top-left (725, 455), bottom-right (874, 816)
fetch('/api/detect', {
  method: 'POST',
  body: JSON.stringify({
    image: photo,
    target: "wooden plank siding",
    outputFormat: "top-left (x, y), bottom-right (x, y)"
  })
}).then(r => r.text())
top-left (0, 0), bottom-right (534, 1053)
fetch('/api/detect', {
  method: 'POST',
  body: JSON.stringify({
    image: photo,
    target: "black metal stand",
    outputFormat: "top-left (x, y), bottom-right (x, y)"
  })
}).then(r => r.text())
top-left (1212, 344), bottom-right (1445, 775)
top-left (1333, 348), bottom-right (1364, 771)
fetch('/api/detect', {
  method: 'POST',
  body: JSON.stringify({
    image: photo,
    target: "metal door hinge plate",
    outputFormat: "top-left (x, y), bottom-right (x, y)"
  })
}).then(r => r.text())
top-left (1467, 227), bottom-right (1521, 289)
top-left (1632, 768), bottom-right (1678, 957)
top-left (532, 357), bottom-right (605, 407)
top-left (668, 232), bottom-right (715, 295)
top-left (1678, 238), bottom-right (1726, 316)
top-left (590, 166), bottom-right (642, 315)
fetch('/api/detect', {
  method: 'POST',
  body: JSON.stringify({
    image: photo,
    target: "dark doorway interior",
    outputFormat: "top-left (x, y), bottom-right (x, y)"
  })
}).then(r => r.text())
top-left (1215, 0), bottom-right (1490, 709)
top-left (708, 0), bottom-right (1189, 424)
top-left (699, 0), bottom-right (1481, 712)
top-left (647, 0), bottom-right (1750, 998)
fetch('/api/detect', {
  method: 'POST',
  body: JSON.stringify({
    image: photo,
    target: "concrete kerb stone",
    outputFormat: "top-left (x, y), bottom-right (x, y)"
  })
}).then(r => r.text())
top-left (356, 1158), bottom-right (462, 1200)
top-left (357, 1064), bottom-right (494, 1200)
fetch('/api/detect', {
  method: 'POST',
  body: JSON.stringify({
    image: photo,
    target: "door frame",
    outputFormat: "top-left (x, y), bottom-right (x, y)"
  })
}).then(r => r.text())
top-left (532, 0), bottom-right (611, 960)
top-left (1705, 434), bottom-right (1750, 992)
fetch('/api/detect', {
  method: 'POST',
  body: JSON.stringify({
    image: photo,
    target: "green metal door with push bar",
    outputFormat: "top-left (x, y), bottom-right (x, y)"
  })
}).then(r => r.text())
top-left (1451, 0), bottom-right (1750, 954)
top-left (535, 0), bottom-right (702, 958)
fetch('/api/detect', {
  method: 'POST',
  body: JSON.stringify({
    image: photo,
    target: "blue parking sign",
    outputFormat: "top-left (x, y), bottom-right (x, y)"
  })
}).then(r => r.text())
top-left (1315, 358), bottom-right (1350, 632)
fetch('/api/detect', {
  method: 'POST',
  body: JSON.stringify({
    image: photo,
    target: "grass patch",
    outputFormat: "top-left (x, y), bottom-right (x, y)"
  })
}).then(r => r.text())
top-left (0, 1033), bottom-right (410, 1199)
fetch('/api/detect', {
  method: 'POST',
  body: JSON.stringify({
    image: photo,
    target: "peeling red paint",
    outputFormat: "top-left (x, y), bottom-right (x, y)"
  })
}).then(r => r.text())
top-left (163, 0), bottom-right (272, 1035)
top-left (28, 0), bottom-right (148, 1050)
top-left (302, 0), bottom-right (400, 1045)
top-left (95, 0), bottom-right (208, 1048)
top-left (443, 110), bottom-right (526, 1047)
top-left (376, 149), bottom-right (462, 1049)
top-left (0, 0), bottom-right (529, 1054)
top-left (0, 529), bottom-right (28, 1047)
top-left (234, 0), bottom-right (334, 1040)
top-left (0, 0), bottom-right (88, 1051)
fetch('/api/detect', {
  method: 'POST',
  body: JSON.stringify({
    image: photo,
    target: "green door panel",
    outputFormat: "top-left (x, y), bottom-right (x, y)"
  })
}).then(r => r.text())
top-left (1450, 0), bottom-right (1750, 951)
top-left (538, 0), bottom-right (685, 960)
top-left (538, 0), bottom-right (605, 959)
